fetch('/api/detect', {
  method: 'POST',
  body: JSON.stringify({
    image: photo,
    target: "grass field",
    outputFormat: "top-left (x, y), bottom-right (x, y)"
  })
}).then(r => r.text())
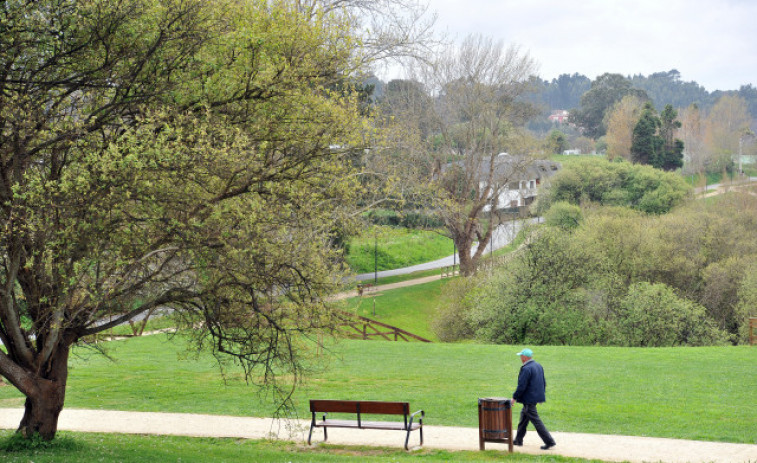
top-left (0, 431), bottom-right (611, 463)
top-left (346, 226), bottom-right (453, 274)
top-left (1, 335), bottom-right (754, 444)
top-left (338, 278), bottom-right (450, 340)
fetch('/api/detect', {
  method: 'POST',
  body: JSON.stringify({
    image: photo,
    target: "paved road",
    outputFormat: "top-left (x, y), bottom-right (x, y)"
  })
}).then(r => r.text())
top-left (1, 408), bottom-right (755, 463)
top-left (354, 218), bottom-right (539, 282)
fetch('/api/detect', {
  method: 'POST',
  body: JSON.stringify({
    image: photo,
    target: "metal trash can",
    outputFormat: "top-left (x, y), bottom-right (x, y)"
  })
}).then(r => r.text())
top-left (478, 397), bottom-right (513, 451)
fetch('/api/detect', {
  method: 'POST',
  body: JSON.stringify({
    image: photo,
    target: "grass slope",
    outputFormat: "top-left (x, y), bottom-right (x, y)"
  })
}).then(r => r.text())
top-left (346, 227), bottom-right (453, 274)
top-left (1, 335), bottom-right (754, 444)
top-left (338, 278), bottom-right (450, 340)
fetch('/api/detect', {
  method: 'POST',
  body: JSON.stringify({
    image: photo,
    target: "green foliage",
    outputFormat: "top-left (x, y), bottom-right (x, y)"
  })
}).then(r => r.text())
top-left (430, 277), bottom-right (480, 341)
top-left (570, 73), bottom-right (649, 138)
top-left (545, 129), bottom-right (568, 154)
top-left (0, 0), bottom-right (381, 439)
top-left (0, 432), bottom-right (81, 452)
top-left (615, 283), bottom-right (727, 346)
top-left (543, 201), bottom-right (583, 230)
top-left (631, 103), bottom-right (684, 171)
top-left (541, 156), bottom-right (691, 214)
top-left (465, 194), bottom-right (757, 346)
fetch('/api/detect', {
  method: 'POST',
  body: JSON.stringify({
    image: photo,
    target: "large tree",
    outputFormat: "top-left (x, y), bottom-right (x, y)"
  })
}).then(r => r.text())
top-left (409, 35), bottom-right (538, 276)
top-left (631, 103), bottom-right (684, 171)
top-left (570, 73), bottom-right (648, 139)
top-left (605, 95), bottom-right (647, 161)
top-left (0, 0), bottom-right (384, 440)
top-left (705, 94), bottom-right (753, 171)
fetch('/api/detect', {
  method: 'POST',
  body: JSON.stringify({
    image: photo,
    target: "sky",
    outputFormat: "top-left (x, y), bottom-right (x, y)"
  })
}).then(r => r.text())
top-left (415, 0), bottom-right (756, 92)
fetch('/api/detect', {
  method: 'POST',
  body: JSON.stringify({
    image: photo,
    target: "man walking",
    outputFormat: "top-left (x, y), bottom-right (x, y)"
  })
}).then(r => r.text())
top-left (511, 348), bottom-right (556, 450)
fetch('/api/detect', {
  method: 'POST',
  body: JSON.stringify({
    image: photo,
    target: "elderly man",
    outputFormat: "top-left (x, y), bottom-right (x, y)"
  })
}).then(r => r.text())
top-left (511, 348), bottom-right (556, 450)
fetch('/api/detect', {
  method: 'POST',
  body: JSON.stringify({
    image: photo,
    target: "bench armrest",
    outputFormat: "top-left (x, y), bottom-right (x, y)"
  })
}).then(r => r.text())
top-left (409, 409), bottom-right (424, 427)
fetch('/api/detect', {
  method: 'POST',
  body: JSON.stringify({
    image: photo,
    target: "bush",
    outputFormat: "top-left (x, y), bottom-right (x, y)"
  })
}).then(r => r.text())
top-left (615, 282), bottom-right (728, 346)
top-left (431, 278), bottom-right (478, 342)
top-left (544, 201), bottom-right (583, 230)
top-left (543, 157), bottom-right (691, 214)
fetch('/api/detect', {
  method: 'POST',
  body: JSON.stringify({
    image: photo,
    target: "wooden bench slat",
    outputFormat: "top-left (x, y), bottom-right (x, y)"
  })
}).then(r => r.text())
top-left (313, 419), bottom-right (421, 431)
top-left (310, 400), bottom-right (409, 415)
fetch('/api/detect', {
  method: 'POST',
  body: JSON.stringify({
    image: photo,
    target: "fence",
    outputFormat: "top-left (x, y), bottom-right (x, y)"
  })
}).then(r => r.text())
top-left (336, 310), bottom-right (432, 343)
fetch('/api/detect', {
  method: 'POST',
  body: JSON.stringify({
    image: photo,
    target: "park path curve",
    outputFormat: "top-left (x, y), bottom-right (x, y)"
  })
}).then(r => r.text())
top-left (1, 408), bottom-right (755, 463)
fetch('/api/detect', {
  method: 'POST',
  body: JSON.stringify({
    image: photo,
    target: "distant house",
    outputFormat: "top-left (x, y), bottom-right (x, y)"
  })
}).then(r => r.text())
top-left (437, 154), bottom-right (561, 212)
top-left (481, 155), bottom-right (561, 211)
top-left (548, 110), bottom-right (570, 124)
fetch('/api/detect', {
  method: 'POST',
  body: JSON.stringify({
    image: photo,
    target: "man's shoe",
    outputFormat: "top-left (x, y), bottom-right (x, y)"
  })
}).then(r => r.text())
top-left (540, 443), bottom-right (556, 450)
top-left (512, 441), bottom-right (523, 447)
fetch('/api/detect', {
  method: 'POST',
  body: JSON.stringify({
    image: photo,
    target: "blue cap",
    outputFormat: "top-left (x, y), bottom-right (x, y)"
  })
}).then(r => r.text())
top-left (516, 348), bottom-right (533, 357)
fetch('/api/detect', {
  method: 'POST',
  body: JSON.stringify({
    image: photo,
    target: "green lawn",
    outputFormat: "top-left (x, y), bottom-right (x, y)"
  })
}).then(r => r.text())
top-left (2, 335), bottom-right (754, 444)
top-left (0, 431), bottom-right (615, 463)
top-left (338, 278), bottom-right (450, 340)
top-left (346, 226), bottom-right (453, 274)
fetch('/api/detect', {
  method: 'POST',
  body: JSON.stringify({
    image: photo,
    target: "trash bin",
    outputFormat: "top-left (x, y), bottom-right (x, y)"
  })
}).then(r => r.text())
top-left (478, 397), bottom-right (513, 451)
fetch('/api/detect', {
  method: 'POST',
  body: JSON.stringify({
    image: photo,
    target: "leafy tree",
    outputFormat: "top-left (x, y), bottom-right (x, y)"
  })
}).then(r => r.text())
top-left (570, 73), bottom-right (648, 139)
top-left (631, 102), bottom-right (662, 166)
top-left (545, 130), bottom-right (568, 154)
top-left (629, 69), bottom-right (713, 113)
top-left (544, 201), bottom-right (582, 231)
top-left (605, 95), bottom-right (646, 161)
top-left (0, 0), bottom-right (387, 440)
top-left (631, 103), bottom-right (684, 171)
top-left (616, 282), bottom-right (725, 347)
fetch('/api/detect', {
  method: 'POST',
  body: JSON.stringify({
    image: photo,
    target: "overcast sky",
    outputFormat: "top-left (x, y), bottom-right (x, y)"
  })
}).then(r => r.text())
top-left (419, 0), bottom-right (755, 92)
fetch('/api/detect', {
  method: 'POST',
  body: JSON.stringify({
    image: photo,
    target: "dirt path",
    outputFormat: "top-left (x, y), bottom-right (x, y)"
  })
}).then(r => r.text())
top-left (1, 408), bottom-right (755, 463)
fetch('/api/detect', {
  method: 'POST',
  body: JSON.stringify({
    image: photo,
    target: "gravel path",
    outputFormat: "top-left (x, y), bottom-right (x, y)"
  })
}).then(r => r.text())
top-left (1, 408), bottom-right (755, 463)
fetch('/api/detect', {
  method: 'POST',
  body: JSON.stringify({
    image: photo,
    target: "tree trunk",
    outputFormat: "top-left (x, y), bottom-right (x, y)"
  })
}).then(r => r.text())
top-left (16, 345), bottom-right (70, 440)
top-left (457, 239), bottom-right (475, 276)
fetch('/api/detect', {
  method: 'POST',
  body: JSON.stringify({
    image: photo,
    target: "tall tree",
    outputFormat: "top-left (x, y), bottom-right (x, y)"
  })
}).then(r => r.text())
top-left (631, 103), bottom-right (662, 166)
top-left (403, 35), bottom-right (537, 276)
top-left (570, 73), bottom-right (648, 139)
top-left (631, 103), bottom-right (684, 171)
top-left (0, 0), bottom-right (383, 440)
top-left (605, 95), bottom-right (647, 161)
top-left (705, 95), bottom-right (753, 171)
top-left (678, 104), bottom-right (707, 175)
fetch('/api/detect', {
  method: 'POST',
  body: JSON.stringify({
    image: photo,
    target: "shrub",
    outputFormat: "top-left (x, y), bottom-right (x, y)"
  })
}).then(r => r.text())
top-left (543, 157), bottom-right (691, 214)
top-left (544, 201), bottom-right (583, 230)
top-left (615, 282), bottom-right (728, 346)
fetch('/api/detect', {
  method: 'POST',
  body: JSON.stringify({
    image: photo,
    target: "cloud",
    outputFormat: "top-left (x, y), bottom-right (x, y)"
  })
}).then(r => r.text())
top-left (426, 0), bottom-right (757, 91)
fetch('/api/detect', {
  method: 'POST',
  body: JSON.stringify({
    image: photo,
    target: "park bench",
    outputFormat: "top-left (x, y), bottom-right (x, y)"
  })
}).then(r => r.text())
top-left (307, 399), bottom-right (424, 450)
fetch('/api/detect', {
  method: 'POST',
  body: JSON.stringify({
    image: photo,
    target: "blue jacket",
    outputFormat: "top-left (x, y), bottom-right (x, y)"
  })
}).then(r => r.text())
top-left (512, 359), bottom-right (547, 404)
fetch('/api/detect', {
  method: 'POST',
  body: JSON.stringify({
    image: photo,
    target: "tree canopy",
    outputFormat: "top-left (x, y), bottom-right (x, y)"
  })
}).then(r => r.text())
top-left (569, 73), bottom-right (649, 139)
top-left (0, 0), bottom-right (392, 440)
top-left (630, 103), bottom-right (684, 171)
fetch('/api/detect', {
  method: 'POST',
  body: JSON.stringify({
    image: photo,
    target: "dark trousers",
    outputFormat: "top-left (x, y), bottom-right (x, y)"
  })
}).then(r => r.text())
top-left (514, 403), bottom-right (555, 445)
